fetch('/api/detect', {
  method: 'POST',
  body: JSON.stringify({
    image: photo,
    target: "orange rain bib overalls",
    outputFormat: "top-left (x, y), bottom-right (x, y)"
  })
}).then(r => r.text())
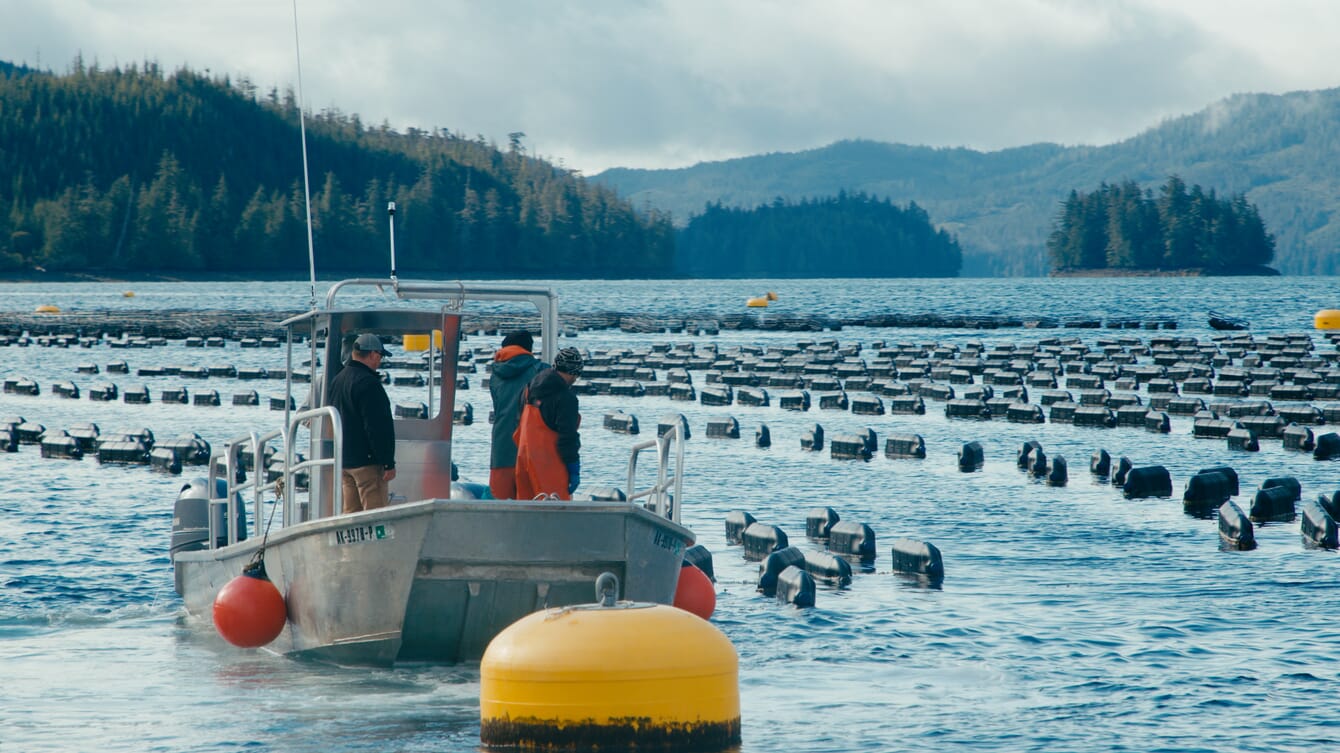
top-left (513, 402), bottom-right (575, 500)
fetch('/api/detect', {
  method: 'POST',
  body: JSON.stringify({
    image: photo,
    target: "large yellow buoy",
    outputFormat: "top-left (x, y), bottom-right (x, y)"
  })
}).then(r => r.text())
top-left (746, 296), bottom-right (769, 308)
top-left (34, 304), bottom-right (60, 314)
top-left (400, 329), bottom-right (443, 352)
top-left (1316, 309), bottom-right (1340, 330)
top-left (480, 573), bottom-right (740, 751)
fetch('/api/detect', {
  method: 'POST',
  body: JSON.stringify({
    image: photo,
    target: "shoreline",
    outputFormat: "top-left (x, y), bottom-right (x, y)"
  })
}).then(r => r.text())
top-left (3, 308), bottom-right (1179, 340)
top-left (0, 269), bottom-right (684, 284)
top-left (0, 270), bottom-right (314, 284)
top-left (1050, 265), bottom-right (1280, 278)
top-left (1, 266), bottom-right (1293, 283)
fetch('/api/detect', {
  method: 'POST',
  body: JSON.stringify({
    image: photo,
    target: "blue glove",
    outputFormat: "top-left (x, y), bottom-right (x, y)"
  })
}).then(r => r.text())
top-left (566, 462), bottom-right (581, 494)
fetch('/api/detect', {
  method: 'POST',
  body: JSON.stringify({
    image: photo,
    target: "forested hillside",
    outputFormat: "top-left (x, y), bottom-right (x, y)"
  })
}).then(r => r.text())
top-left (0, 61), bottom-right (673, 276)
top-left (678, 193), bottom-right (961, 277)
top-left (596, 88), bottom-right (1340, 276)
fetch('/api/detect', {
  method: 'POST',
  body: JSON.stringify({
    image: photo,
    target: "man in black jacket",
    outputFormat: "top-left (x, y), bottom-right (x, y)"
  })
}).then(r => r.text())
top-left (328, 333), bottom-right (397, 513)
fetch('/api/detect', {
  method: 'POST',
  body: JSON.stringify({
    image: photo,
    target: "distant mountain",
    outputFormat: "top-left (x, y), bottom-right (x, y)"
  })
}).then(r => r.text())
top-left (594, 89), bottom-right (1340, 276)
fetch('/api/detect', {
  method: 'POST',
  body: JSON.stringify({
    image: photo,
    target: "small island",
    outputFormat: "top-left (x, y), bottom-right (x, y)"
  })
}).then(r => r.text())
top-left (1047, 176), bottom-right (1276, 276)
top-left (677, 192), bottom-right (963, 278)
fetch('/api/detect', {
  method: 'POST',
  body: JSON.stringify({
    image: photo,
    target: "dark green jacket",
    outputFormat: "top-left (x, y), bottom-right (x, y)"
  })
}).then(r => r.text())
top-left (489, 348), bottom-right (543, 468)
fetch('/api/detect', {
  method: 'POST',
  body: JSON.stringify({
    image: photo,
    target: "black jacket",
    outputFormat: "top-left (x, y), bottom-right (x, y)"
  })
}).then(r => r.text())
top-left (523, 367), bottom-right (580, 464)
top-left (328, 359), bottom-right (395, 470)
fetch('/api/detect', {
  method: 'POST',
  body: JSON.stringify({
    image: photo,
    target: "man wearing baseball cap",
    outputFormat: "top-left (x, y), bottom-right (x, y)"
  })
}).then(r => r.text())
top-left (328, 332), bottom-right (397, 512)
top-left (512, 347), bottom-right (584, 499)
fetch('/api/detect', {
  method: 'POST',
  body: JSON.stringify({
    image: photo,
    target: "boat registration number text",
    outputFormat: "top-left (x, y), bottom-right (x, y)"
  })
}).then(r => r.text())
top-left (331, 523), bottom-right (394, 546)
top-left (652, 529), bottom-right (683, 556)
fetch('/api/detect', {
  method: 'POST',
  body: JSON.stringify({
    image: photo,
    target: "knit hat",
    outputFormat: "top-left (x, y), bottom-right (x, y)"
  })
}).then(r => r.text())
top-left (501, 330), bottom-right (534, 351)
top-left (554, 347), bottom-right (584, 376)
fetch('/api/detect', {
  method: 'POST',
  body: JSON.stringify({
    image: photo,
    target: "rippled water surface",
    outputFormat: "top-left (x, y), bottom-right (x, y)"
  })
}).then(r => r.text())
top-left (3, 275), bottom-right (1340, 332)
top-left (4, 277), bottom-right (1340, 752)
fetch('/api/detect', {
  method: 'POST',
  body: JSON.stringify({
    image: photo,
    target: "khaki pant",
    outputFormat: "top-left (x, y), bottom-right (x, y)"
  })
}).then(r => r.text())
top-left (341, 465), bottom-right (389, 513)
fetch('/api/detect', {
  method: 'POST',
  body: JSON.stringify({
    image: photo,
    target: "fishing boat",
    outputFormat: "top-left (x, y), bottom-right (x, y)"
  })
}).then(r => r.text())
top-left (1208, 311), bottom-right (1249, 331)
top-left (169, 275), bottom-right (694, 665)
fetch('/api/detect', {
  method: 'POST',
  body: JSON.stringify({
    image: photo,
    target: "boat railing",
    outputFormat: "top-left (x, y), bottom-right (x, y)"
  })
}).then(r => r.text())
top-left (316, 278), bottom-right (561, 364)
top-left (207, 428), bottom-right (284, 550)
top-left (282, 406), bottom-right (343, 524)
top-left (625, 423), bottom-right (685, 525)
top-left (205, 408), bottom-right (344, 549)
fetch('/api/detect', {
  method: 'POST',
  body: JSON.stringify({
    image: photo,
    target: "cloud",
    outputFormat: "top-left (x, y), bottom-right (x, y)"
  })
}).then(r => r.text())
top-left (2, 0), bottom-right (1338, 173)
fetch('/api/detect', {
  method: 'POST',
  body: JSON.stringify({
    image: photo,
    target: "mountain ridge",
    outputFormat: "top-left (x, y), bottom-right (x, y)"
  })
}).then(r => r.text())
top-left (594, 88), bottom-right (1340, 275)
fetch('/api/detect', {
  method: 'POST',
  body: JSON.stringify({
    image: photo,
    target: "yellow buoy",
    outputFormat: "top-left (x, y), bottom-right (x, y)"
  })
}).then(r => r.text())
top-left (480, 574), bottom-right (740, 751)
top-left (1316, 309), bottom-right (1340, 330)
top-left (122, 291), bottom-right (135, 298)
top-left (746, 296), bottom-right (769, 308)
top-left (34, 304), bottom-right (60, 314)
top-left (400, 329), bottom-right (444, 352)
top-left (766, 290), bottom-right (778, 301)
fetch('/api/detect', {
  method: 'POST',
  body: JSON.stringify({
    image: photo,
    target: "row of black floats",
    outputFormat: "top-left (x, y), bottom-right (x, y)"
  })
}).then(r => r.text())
top-left (1087, 446), bottom-right (1336, 551)
top-left (1, 416), bottom-right (212, 475)
top-left (724, 509), bottom-right (943, 608)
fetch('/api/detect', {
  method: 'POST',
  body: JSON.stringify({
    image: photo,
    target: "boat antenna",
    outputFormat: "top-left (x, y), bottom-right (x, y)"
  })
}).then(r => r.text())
top-left (291, 0), bottom-right (318, 311)
top-left (387, 201), bottom-right (399, 288)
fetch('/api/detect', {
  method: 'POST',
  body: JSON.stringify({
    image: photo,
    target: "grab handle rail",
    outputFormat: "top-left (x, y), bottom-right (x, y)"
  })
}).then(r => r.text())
top-left (283, 406), bottom-right (343, 523)
top-left (625, 423), bottom-right (685, 524)
top-left (204, 408), bottom-right (345, 549)
top-left (207, 428), bottom-right (283, 549)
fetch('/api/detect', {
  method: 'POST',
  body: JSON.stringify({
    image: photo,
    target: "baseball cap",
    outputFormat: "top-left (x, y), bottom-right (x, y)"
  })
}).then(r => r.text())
top-left (353, 333), bottom-right (392, 357)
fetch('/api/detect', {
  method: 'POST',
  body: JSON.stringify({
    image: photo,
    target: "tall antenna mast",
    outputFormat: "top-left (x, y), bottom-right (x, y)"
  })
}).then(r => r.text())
top-left (387, 201), bottom-right (398, 286)
top-left (292, 0), bottom-right (318, 310)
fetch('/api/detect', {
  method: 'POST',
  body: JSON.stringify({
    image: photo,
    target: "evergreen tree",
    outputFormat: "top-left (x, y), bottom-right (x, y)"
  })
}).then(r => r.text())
top-left (130, 152), bottom-right (200, 269)
top-left (1047, 175), bottom-right (1275, 273)
top-left (198, 175), bottom-right (234, 270)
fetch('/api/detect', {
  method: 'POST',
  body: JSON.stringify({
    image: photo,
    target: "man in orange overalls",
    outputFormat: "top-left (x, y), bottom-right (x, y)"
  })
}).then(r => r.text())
top-left (513, 347), bottom-right (583, 500)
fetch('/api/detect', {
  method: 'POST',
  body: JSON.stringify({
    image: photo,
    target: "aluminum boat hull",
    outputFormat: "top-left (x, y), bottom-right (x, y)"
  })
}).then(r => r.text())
top-left (174, 498), bottom-right (694, 665)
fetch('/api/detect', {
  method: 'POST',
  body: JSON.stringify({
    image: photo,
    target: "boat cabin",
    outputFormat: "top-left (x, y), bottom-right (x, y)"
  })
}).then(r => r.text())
top-left (270, 278), bottom-right (558, 521)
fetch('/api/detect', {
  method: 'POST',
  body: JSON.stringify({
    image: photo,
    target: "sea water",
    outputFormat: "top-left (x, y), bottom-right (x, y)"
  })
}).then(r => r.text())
top-left (3, 277), bottom-right (1340, 752)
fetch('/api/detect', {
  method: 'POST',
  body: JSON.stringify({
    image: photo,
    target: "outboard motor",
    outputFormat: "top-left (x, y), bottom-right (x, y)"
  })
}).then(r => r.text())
top-left (450, 481), bottom-right (492, 499)
top-left (171, 478), bottom-right (248, 568)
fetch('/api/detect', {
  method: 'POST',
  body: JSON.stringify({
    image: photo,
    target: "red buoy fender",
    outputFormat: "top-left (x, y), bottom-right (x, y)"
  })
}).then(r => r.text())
top-left (673, 562), bottom-right (716, 620)
top-left (213, 562), bottom-right (287, 648)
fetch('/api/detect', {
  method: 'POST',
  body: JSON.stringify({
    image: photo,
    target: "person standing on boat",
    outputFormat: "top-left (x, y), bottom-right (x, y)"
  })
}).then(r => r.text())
top-left (488, 330), bottom-right (545, 499)
top-left (328, 333), bottom-right (397, 513)
top-left (513, 347), bottom-right (583, 500)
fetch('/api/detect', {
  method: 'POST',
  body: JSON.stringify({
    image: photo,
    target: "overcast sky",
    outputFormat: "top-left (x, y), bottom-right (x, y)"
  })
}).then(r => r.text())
top-left (3, 0), bottom-right (1338, 175)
